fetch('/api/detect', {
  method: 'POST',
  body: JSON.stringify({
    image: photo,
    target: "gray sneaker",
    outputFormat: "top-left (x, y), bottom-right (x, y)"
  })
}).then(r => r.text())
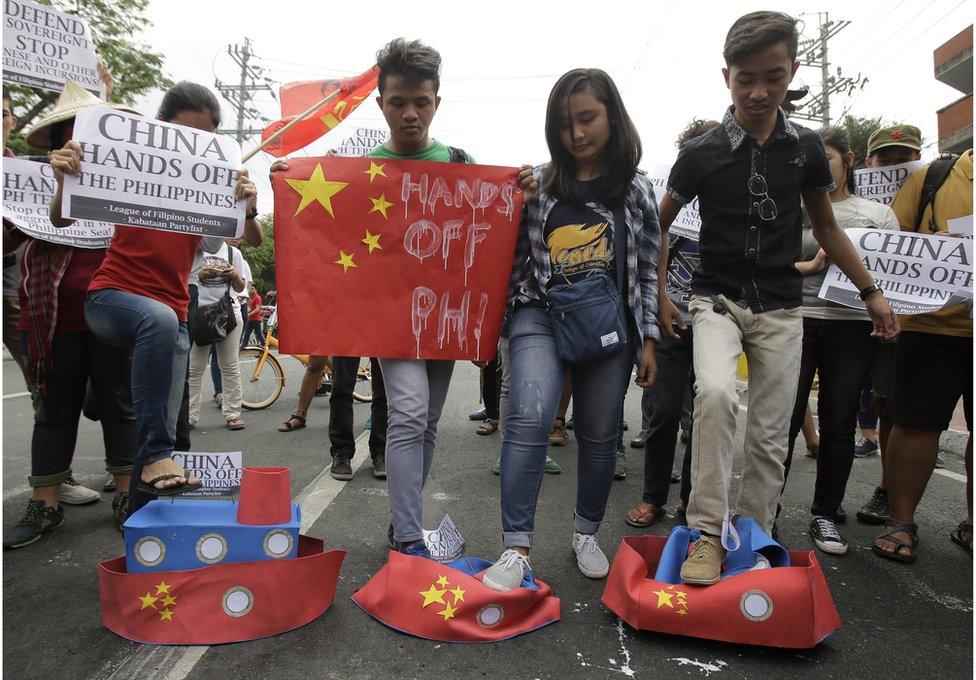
top-left (614, 452), bottom-right (628, 480)
top-left (57, 476), bottom-right (100, 505)
top-left (482, 549), bottom-right (531, 592)
top-left (572, 532), bottom-right (610, 578)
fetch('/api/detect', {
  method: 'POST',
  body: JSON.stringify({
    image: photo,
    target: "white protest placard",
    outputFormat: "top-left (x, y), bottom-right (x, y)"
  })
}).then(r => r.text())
top-left (170, 451), bottom-right (243, 498)
top-left (61, 107), bottom-right (245, 237)
top-left (819, 228), bottom-right (973, 315)
top-left (423, 514), bottom-right (465, 563)
top-left (948, 215), bottom-right (973, 239)
top-left (3, 0), bottom-right (105, 97)
top-left (333, 127), bottom-right (388, 158)
top-left (3, 157), bottom-right (113, 247)
top-left (854, 160), bottom-right (925, 206)
top-left (647, 163), bottom-right (701, 240)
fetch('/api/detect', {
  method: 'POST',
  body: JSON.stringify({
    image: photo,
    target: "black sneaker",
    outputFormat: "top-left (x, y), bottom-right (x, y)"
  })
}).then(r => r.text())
top-left (809, 516), bottom-right (848, 555)
top-left (330, 456), bottom-right (353, 481)
top-left (834, 505), bottom-right (847, 524)
top-left (112, 492), bottom-right (130, 532)
top-left (372, 454), bottom-right (387, 479)
top-left (4, 499), bottom-right (65, 549)
top-left (856, 487), bottom-right (889, 525)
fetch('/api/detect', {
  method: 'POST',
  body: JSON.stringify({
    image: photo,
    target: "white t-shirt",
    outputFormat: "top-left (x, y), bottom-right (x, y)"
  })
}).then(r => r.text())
top-left (193, 241), bottom-right (247, 307)
top-left (800, 194), bottom-right (899, 321)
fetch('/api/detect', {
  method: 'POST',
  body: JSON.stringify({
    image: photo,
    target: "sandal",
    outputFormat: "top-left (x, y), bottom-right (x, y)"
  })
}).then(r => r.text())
top-left (950, 521), bottom-right (973, 554)
top-left (476, 418), bottom-right (498, 435)
top-left (278, 411), bottom-right (307, 432)
top-left (137, 468), bottom-right (201, 497)
top-left (625, 502), bottom-right (666, 528)
top-left (872, 521), bottom-right (919, 564)
top-left (226, 417), bottom-right (246, 431)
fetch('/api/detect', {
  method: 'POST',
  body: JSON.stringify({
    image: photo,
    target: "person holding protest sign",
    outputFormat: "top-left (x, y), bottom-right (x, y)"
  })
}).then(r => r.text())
top-left (46, 81), bottom-right (263, 516)
top-left (854, 124), bottom-right (924, 525)
top-left (656, 12), bottom-right (898, 586)
top-left (873, 148), bottom-right (973, 563)
top-left (483, 67), bottom-right (661, 591)
top-left (187, 237), bottom-right (248, 430)
top-left (779, 126), bottom-right (899, 556)
top-left (3, 82), bottom-right (140, 548)
top-left (625, 118), bottom-right (719, 530)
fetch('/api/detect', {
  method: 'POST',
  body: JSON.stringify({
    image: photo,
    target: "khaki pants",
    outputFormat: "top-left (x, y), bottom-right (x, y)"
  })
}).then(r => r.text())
top-left (188, 306), bottom-right (244, 423)
top-left (686, 294), bottom-right (803, 536)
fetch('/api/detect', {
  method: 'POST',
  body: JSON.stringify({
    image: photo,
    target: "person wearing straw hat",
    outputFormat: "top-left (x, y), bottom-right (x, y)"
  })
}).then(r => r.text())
top-left (46, 81), bottom-right (264, 518)
top-left (3, 81), bottom-right (141, 549)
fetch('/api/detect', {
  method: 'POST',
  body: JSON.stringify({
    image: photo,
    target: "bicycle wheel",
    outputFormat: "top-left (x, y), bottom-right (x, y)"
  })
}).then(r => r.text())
top-left (239, 348), bottom-right (285, 410)
top-left (352, 357), bottom-right (374, 403)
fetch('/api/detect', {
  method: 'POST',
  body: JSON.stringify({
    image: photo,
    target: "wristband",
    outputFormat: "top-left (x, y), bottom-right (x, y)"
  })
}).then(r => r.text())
top-left (859, 283), bottom-right (882, 301)
top-left (246, 207), bottom-right (258, 220)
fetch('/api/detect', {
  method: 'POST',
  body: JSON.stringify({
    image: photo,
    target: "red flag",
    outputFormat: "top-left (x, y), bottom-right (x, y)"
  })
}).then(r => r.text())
top-left (272, 156), bottom-right (523, 361)
top-left (99, 536), bottom-right (345, 644)
top-left (352, 551), bottom-right (560, 642)
top-left (601, 536), bottom-right (841, 648)
top-left (260, 66), bottom-right (379, 158)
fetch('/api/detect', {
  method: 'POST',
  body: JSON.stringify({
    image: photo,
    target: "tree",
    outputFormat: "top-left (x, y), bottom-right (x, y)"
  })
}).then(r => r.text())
top-left (5, 0), bottom-right (171, 155)
top-left (240, 216), bottom-right (276, 296)
top-left (840, 114), bottom-right (883, 169)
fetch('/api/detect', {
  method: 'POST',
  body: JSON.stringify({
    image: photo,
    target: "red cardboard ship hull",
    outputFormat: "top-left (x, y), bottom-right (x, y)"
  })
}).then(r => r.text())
top-left (601, 536), bottom-right (840, 649)
top-left (99, 535), bottom-right (345, 645)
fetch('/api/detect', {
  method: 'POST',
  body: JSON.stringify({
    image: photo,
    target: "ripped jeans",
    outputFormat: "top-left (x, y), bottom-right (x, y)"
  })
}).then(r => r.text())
top-left (499, 306), bottom-right (633, 548)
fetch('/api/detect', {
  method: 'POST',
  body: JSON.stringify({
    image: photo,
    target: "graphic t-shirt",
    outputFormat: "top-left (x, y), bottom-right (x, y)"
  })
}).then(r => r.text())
top-left (543, 180), bottom-right (626, 293)
top-left (665, 235), bottom-right (699, 323)
top-left (194, 242), bottom-right (246, 308)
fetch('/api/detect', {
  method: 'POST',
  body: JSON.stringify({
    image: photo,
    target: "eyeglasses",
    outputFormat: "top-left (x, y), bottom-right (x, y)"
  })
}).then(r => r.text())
top-left (748, 172), bottom-right (778, 221)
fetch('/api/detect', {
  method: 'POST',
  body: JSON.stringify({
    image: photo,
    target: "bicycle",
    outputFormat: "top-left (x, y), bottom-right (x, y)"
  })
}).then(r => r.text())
top-left (239, 308), bottom-right (373, 410)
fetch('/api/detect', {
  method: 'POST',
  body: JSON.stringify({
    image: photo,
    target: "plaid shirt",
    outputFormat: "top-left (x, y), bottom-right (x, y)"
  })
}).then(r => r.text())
top-left (507, 166), bottom-right (662, 344)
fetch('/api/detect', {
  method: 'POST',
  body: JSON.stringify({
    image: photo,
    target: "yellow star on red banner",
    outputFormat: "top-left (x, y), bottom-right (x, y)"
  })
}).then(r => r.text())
top-left (363, 161), bottom-right (387, 183)
top-left (285, 163), bottom-right (349, 217)
top-left (138, 592), bottom-right (158, 610)
top-left (651, 588), bottom-right (675, 609)
top-left (436, 575), bottom-right (450, 587)
top-left (450, 586), bottom-right (465, 603)
top-left (419, 585), bottom-right (447, 608)
top-left (368, 193), bottom-right (395, 219)
top-left (335, 250), bottom-right (357, 273)
top-left (438, 601), bottom-right (458, 621)
top-left (362, 229), bottom-right (382, 253)
top-left (159, 609), bottom-right (175, 621)
top-left (154, 581), bottom-right (170, 595)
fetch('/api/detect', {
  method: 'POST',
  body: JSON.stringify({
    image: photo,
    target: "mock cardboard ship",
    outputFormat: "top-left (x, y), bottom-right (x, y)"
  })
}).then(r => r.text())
top-left (98, 467), bottom-right (345, 645)
top-left (602, 518), bottom-right (841, 649)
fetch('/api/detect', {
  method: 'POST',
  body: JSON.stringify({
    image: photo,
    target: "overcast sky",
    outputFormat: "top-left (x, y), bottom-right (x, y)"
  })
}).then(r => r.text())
top-left (135, 0), bottom-right (972, 212)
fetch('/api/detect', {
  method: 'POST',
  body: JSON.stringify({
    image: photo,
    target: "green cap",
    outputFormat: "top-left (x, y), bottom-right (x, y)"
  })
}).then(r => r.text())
top-left (867, 124), bottom-right (922, 157)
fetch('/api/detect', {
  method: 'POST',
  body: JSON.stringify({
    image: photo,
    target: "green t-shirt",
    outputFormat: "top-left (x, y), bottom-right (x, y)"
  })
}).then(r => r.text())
top-left (369, 139), bottom-right (474, 163)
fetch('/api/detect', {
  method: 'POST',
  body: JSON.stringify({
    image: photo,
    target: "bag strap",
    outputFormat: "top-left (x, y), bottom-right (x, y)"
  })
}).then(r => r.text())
top-left (914, 154), bottom-right (958, 233)
top-left (447, 146), bottom-right (469, 164)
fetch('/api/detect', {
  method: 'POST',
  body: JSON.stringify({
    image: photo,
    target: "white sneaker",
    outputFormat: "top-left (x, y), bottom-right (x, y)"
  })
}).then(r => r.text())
top-left (57, 476), bottom-right (101, 505)
top-left (483, 549), bottom-right (531, 592)
top-left (572, 532), bottom-right (610, 578)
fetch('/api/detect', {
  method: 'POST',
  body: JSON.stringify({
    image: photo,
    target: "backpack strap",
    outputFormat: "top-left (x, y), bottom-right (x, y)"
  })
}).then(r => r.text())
top-left (913, 154), bottom-right (958, 233)
top-left (447, 146), bottom-right (469, 164)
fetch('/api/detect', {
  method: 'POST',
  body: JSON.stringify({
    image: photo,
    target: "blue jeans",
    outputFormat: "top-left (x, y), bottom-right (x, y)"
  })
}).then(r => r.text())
top-left (85, 289), bottom-right (190, 511)
top-left (500, 306), bottom-right (633, 548)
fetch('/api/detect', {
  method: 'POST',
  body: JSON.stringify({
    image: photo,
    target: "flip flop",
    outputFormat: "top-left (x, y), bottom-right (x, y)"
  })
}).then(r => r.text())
top-left (625, 503), bottom-right (666, 528)
top-left (137, 468), bottom-right (200, 497)
top-left (951, 521), bottom-right (973, 554)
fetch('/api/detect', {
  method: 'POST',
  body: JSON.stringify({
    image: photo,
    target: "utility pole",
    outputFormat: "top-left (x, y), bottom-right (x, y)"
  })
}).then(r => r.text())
top-left (215, 38), bottom-right (275, 143)
top-left (791, 13), bottom-right (867, 127)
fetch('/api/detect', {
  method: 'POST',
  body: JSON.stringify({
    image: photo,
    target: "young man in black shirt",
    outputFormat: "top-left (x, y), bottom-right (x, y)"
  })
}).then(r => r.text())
top-left (656, 11), bottom-right (899, 584)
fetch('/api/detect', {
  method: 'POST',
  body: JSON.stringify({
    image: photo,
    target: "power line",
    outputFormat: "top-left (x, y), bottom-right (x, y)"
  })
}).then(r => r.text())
top-left (214, 38), bottom-right (276, 143)
top-left (859, 0), bottom-right (968, 73)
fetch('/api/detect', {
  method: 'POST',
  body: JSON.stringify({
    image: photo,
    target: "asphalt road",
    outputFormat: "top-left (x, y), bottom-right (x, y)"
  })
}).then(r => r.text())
top-left (2, 356), bottom-right (972, 680)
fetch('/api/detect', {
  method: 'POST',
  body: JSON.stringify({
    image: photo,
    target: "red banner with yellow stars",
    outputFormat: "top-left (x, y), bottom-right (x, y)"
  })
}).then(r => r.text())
top-left (99, 536), bottom-right (345, 644)
top-left (352, 551), bottom-right (560, 642)
top-left (261, 67), bottom-right (379, 158)
top-left (272, 156), bottom-right (523, 361)
top-left (601, 536), bottom-right (841, 648)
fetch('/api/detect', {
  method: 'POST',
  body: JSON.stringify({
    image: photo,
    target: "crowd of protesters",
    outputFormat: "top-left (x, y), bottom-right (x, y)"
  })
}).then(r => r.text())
top-left (2, 13), bottom-right (970, 594)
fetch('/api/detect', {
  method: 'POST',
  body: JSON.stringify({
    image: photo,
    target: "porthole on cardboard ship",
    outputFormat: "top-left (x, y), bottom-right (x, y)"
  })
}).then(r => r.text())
top-left (740, 590), bottom-right (773, 622)
top-left (134, 536), bottom-right (165, 567)
top-left (196, 533), bottom-right (228, 564)
top-left (263, 530), bottom-right (293, 558)
top-left (222, 587), bottom-right (254, 618)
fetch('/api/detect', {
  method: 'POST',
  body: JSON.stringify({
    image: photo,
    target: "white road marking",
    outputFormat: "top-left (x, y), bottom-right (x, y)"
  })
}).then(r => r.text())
top-left (3, 391), bottom-right (30, 399)
top-left (934, 468), bottom-right (967, 483)
top-left (95, 429), bottom-right (371, 680)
